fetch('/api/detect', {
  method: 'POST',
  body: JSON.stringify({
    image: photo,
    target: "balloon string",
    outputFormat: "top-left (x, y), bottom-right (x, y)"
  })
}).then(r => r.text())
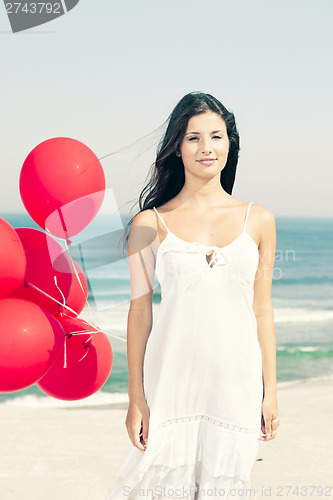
top-left (25, 280), bottom-right (78, 315)
top-left (54, 276), bottom-right (66, 306)
top-left (24, 280), bottom-right (127, 344)
top-left (64, 335), bottom-right (67, 369)
top-left (25, 282), bottom-right (126, 367)
top-left (64, 238), bottom-right (91, 311)
top-left (57, 207), bottom-right (71, 244)
top-left (53, 276), bottom-right (69, 367)
top-left (65, 320), bottom-right (126, 363)
top-left (67, 314), bottom-right (126, 344)
top-left (62, 328), bottom-right (100, 347)
top-left (53, 256), bottom-right (96, 366)
top-left (78, 346), bottom-right (90, 363)
top-left (24, 280), bottom-right (127, 368)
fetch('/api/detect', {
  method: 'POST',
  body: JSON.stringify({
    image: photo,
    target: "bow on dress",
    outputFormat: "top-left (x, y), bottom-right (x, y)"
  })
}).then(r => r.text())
top-left (180, 242), bottom-right (228, 293)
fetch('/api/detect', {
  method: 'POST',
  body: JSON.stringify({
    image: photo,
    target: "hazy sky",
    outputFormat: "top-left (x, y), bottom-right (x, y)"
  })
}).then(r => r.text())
top-left (1, 0), bottom-right (332, 216)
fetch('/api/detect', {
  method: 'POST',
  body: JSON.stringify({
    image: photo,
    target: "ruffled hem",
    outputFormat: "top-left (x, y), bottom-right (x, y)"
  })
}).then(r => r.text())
top-left (105, 417), bottom-right (260, 499)
top-left (108, 463), bottom-right (252, 499)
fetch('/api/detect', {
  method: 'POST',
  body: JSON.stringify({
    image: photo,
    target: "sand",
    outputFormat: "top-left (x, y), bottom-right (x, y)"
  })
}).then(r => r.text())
top-left (1, 379), bottom-right (332, 500)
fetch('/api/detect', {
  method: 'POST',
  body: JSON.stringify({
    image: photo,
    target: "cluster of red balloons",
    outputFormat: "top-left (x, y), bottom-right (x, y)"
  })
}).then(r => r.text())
top-left (0, 137), bottom-right (113, 400)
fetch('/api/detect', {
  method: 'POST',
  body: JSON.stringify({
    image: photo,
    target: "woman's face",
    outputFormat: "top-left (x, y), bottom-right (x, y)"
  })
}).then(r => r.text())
top-left (178, 111), bottom-right (230, 176)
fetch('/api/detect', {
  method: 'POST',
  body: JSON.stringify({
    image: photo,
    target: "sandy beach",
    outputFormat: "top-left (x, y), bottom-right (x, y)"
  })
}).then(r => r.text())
top-left (1, 379), bottom-right (332, 500)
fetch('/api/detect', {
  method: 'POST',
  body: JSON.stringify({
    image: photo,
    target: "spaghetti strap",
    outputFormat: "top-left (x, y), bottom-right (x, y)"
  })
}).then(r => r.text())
top-left (154, 204), bottom-right (253, 236)
top-left (153, 206), bottom-right (170, 233)
top-left (243, 202), bottom-right (253, 233)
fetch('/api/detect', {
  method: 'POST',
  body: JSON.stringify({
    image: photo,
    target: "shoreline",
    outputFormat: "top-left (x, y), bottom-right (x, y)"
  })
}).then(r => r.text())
top-left (2, 374), bottom-right (333, 410)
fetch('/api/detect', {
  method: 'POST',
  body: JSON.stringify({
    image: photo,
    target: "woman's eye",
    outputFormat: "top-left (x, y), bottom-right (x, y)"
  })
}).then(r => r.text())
top-left (188, 136), bottom-right (222, 141)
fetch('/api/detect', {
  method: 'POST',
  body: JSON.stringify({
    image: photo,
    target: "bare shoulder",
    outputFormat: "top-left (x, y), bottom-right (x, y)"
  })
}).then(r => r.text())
top-left (228, 196), bottom-right (274, 223)
top-left (251, 203), bottom-right (276, 225)
top-left (251, 203), bottom-right (276, 248)
top-left (131, 207), bottom-right (157, 230)
top-left (127, 208), bottom-right (159, 253)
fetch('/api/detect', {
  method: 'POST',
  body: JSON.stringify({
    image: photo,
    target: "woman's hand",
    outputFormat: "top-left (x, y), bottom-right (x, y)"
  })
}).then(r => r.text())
top-left (259, 394), bottom-right (280, 441)
top-left (125, 394), bottom-right (150, 451)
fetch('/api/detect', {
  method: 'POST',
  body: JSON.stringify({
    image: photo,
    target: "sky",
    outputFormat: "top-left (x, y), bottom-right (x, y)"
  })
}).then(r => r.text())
top-left (0, 0), bottom-right (332, 216)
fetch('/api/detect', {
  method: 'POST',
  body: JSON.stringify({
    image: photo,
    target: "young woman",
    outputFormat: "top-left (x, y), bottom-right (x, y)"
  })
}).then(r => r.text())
top-left (106, 92), bottom-right (279, 500)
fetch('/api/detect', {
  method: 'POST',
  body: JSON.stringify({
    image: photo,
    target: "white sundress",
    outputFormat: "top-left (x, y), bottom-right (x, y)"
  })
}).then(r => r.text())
top-left (106, 202), bottom-right (263, 500)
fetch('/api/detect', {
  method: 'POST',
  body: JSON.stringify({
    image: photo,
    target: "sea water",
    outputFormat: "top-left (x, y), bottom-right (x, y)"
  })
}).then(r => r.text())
top-left (0, 211), bottom-right (332, 408)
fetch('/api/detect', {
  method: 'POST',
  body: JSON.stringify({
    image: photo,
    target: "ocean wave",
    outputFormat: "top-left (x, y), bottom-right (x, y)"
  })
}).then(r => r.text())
top-left (1, 391), bottom-right (129, 408)
top-left (274, 307), bottom-right (333, 323)
top-left (2, 375), bottom-right (333, 408)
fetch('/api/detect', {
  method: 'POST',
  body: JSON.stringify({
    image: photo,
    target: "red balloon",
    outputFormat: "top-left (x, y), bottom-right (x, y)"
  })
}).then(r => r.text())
top-left (9, 228), bottom-right (73, 313)
top-left (0, 217), bottom-right (26, 297)
top-left (0, 297), bottom-right (65, 392)
top-left (37, 315), bottom-right (113, 401)
top-left (19, 137), bottom-right (105, 239)
top-left (59, 259), bottom-right (88, 317)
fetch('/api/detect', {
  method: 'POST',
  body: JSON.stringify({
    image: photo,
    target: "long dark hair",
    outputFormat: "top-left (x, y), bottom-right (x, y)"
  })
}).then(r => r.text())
top-left (120, 91), bottom-right (240, 257)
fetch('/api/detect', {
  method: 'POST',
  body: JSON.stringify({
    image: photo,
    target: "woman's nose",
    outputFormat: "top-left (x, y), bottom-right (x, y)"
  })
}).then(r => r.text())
top-left (201, 139), bottom-right (212, 154)
top-left (202, 145), bottom-right (212, 154)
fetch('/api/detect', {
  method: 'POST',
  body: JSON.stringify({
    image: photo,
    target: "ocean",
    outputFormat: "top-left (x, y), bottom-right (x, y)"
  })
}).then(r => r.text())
top-left (0, 211), bottom-right (332, 408)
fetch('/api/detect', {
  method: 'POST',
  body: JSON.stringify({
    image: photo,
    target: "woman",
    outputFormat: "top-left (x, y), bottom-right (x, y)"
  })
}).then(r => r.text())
top-left (107, 92), bottom-right (279, 500)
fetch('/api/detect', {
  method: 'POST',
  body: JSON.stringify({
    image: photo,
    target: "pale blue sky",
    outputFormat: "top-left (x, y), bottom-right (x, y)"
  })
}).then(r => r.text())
top-left (0, 0), bottom-right (332, 216)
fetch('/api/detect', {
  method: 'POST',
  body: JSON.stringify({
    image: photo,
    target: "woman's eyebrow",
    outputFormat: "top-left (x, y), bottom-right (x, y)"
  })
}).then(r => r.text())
top-left (185, 129), bottom-right (224, 136)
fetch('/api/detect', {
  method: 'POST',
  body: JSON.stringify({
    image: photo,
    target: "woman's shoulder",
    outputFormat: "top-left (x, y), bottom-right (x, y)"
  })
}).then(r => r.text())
top-left (228, 197), bottom-right (275, 238)
top-left (246, 201), bottom-right (276, 246)
top-left (131, 206), bottom-right (159, 230)
top-left (249, 201), bottom-right (275, 223)
top-left (218, 196), bottom-right (275, 220)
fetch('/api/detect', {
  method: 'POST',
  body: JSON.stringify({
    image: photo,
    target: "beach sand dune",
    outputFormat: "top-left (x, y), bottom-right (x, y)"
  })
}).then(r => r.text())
top-left (1, 380), bottom-right (332, 500)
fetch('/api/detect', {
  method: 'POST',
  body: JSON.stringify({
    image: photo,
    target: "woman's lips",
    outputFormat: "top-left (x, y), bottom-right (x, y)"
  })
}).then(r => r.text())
top-left (197, 159), bottom-right (216, 165)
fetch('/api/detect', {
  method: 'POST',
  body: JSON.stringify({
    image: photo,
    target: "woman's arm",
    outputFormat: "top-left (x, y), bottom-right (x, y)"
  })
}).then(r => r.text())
top-left (124, 209), bottom-right (158, 450)
top-left (127, 210), bottom-right (157, 399)
top-left (252, 205), bottom-right (279, 440)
